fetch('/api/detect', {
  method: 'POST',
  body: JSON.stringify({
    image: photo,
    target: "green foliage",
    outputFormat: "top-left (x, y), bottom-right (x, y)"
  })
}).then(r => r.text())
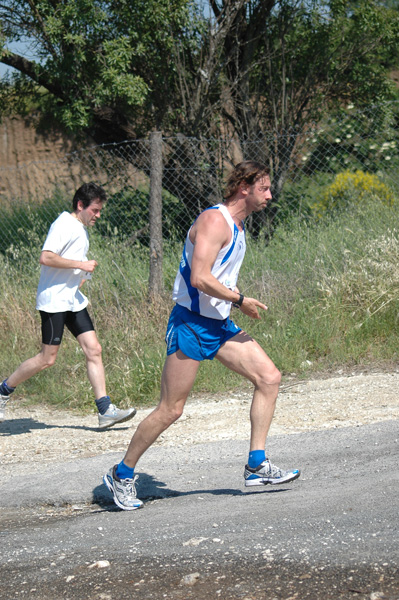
top-left (0, 191), bottom-right (70, 269)
top-left (277, 172), bottom-right (335, 223)
top-left (0, 0), bottom-right (196, 133)
top-left (1, 0), bottom-right (398, 140)
top-left (298, 102), bottom-right (399, 177)
top-left (0, 73), bottom-right (39, 116)
top-left (272, 101), bottom-right (399, 226)
top-left (96, 186), bottom-right (185, 243)
top-left (249, 0), bottom-right (398, 132)
top-left (2, 0), bottom-right (399, 227)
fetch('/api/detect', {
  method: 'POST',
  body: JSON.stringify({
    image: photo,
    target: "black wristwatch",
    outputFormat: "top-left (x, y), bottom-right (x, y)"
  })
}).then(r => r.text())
top-left (233, 293), bottom-right (244, 308)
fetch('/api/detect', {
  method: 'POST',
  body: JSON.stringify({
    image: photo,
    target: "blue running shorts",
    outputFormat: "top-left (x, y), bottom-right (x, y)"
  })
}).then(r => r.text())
top-left (165, 303), bottom-right (241, 361)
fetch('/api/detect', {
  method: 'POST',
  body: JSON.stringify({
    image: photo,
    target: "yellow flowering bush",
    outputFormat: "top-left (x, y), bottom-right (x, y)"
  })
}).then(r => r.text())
top-left (313, 169), bottom-right (394, 217)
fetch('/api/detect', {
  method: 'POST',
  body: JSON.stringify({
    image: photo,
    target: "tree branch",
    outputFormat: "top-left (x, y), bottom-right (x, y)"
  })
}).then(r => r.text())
top-left (209, 0), bottom-right (221, 21)
top-left (0, 52), bottom-right (64, 98)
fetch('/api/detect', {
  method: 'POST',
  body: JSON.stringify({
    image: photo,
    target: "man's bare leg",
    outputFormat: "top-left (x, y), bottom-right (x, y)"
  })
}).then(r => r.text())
top-left (78, 330), bottom-right (137, 428)
top-left (216, 331), bottom-right (299, 485)
top-left (123, 350), bottom-right (200, 468)
top-left (77, 331), bottom-right (107, 399)
top-left (6, 344), bottom-right (60, 388)
top-left (215, 331), bottom-right (281, 450)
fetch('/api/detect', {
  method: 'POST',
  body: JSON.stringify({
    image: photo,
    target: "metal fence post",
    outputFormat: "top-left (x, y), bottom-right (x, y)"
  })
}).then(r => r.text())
top-left (149, 131), bottom-right (164, 298)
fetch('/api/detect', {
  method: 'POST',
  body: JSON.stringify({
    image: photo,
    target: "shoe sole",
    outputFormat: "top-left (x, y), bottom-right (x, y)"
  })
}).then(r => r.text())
top-left (103, 474), bottom-right (143, 511)
top-left (98, 408), bottom-right (137, 430)
top-left (245, 470), bottom-right (301, 487)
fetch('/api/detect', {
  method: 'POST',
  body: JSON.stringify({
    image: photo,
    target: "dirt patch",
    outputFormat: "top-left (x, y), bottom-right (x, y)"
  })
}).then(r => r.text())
top-left (1, 371), bottom-right (398, 476)
top-left (0, 116), bottom-right (146, 205)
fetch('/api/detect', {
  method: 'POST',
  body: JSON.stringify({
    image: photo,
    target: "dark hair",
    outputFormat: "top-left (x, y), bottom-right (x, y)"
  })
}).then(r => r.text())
top-left (224, 161), bottom-right (270, 200)
top-left (72, 182), bottom-right (107, 210)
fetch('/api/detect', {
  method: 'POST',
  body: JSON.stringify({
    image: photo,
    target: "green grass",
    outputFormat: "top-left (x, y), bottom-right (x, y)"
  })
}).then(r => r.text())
top-left (1, 198), bottom-right (399, 413)
top-left (239, 200), bottom-right (399, 372)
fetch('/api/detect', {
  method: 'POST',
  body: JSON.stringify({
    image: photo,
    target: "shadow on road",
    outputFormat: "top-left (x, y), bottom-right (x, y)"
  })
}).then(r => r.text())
top-left (93, 472), bottom-right (293, 510)
top-left (0, 417), bottom-right (132, 435)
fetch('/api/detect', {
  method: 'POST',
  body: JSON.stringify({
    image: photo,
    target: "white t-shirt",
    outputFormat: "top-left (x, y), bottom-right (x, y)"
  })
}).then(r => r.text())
top-left (172, 204), bottom-right (246, 320)
top-left (36, 212), bottom-right (90, 313)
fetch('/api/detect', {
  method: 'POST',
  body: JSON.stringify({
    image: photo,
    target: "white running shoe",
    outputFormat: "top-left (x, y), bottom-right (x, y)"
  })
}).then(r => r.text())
top-left (244, 459), bottom-right (300, 487)
top-left (103, 465), bottom-right (143, 511)
top-left (0, 395), bottom-right (9, 422)
top-left (98, 404), bottom-right (136, 429)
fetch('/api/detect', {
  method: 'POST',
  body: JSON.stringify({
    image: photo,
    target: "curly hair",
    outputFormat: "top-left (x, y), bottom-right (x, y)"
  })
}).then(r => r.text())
top-left (224, 161), bottom-right (270, 200)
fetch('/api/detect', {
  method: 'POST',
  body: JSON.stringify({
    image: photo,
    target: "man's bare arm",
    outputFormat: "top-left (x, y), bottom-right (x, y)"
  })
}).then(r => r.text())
top-left (39, 251), bottom-right (98, 272)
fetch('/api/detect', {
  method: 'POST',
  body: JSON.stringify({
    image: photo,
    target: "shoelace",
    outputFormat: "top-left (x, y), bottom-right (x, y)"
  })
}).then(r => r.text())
top-left (121, 475), bottom-right (139, 497)
top-left (268, 463), bottom-right (284, 477)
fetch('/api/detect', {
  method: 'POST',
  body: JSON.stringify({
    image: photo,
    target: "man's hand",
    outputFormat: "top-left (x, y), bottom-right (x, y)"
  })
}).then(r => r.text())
top-left (239, 297), bottom-right (268, 319)
top-left (82, 260), bottom-right (98, 273)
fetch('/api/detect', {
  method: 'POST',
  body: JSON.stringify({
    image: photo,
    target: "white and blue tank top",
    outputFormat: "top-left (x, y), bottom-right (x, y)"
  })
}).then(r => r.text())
top-left (172, 204), bottom-right (246, 320)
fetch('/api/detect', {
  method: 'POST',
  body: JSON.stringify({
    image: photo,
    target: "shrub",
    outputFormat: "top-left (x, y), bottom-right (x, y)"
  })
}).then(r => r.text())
top-left (279, 172), bottom-right (335, 222)
top-left (96, 186), bottom-right (185, 244)
top-left (0, 190), bottom-right (70, 260)
top-left (313, 169), bottom-right (394, 217)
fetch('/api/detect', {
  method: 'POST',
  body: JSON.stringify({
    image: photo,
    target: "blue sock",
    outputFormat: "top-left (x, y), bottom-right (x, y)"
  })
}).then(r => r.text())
top-left (116, 460), bottom-right (134, 480)
top-left (95, 395), bottom-right (111, 415)
top-left (0, 379), bottom-right (15, 396)
top-left (248, 450), bottom-right (266, 469)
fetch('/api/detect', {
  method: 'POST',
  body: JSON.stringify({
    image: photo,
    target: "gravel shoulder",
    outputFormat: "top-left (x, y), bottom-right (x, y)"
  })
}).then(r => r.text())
top-left (1, 371), bottom-right (398, 476)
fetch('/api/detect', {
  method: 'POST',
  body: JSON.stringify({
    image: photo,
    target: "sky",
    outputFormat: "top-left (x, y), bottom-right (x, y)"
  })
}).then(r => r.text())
top-left (0, 62), bottom-right (15, 77)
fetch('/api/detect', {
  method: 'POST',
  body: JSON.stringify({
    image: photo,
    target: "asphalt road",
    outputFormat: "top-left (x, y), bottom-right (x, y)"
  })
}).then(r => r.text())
top-left (0, 421), bottom-right (398, 600)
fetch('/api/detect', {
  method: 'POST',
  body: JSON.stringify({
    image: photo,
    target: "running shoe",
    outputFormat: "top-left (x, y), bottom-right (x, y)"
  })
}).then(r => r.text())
top-left (0, 395), bottom-right (9, 422)
top-left (98, 404), bottom-right (136, 429)
top-left (103, 465), bottom-right (143, 510)
top-left (244, 459), bottom-right (300, 486)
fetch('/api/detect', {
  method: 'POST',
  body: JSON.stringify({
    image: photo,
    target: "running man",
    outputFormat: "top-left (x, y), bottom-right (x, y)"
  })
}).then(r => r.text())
top-left (0, 182), bottom-right (136, 429)
top-left (104, 161), bottom-right (300, 509)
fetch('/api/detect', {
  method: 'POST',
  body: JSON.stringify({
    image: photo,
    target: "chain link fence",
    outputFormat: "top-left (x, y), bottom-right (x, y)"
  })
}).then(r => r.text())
top-left (1, 102), bottom-right (399, 293)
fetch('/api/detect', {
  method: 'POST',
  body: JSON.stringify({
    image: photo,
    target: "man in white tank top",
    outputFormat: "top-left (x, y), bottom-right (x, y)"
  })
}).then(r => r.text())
top-left (104, 161), bottom-right (300, 510)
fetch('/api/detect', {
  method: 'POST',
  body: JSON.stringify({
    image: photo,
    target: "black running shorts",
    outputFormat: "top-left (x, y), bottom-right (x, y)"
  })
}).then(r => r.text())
top-left (40, 308), bottom-right (95, 345)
